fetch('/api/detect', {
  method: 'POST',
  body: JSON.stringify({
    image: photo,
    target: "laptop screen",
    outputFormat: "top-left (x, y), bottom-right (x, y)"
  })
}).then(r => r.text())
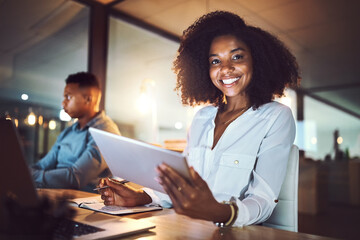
top-left (0, 119), bottom-right (157, 238)
top-left (0, 119), bottom-right (39, 214)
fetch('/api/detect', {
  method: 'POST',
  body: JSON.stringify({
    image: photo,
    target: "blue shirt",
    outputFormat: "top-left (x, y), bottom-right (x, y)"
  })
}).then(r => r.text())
top-left (31, 111), bottom-right (120, 191)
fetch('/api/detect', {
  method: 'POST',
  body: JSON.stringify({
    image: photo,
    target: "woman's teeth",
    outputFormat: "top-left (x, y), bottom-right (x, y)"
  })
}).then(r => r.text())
top-left (222, 77), bottom-right (239, 84)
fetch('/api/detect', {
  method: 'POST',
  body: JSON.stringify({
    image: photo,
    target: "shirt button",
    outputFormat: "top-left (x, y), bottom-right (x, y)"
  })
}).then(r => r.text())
top-left (234, 160), bottom-right (239, 164)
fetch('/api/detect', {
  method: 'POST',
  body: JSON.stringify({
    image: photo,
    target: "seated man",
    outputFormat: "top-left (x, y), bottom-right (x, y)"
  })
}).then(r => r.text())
top-left (31, 72), bottom-right (120, 192)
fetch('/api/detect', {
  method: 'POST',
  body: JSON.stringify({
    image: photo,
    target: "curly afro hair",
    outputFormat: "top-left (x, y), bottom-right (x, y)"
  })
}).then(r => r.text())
top-left (173, 11), bottom-right (300, 110)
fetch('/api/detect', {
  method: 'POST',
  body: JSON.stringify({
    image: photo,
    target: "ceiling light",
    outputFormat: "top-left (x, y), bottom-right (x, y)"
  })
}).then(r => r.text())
top-left (38, 115), bottom-right (44, 125)
top-left (21, 94), bottom-right (29, 101)
top-left (49, 120), bottom-right (57, 130)
top-left (27, 112), bottom-right (36, 126)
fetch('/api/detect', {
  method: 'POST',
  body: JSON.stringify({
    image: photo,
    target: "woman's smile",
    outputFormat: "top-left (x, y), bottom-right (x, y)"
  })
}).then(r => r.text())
top-left (221, 77), bottom-right (240, 85)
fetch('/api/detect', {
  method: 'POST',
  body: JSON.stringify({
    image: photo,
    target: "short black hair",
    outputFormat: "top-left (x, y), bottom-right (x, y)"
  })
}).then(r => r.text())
top-left (65, 72), bottom-right (100, 89)
top-left (173, 11), bottom-right (300, 109)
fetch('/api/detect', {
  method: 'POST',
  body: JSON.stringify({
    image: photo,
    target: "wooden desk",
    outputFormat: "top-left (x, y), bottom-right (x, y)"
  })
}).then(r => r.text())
top-left (38, 189), bottom-right (336, 240)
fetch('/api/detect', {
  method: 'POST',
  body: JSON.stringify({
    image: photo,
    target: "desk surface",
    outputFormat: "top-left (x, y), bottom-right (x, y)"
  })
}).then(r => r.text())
top-left (37, 189), bottom-right (336, 240)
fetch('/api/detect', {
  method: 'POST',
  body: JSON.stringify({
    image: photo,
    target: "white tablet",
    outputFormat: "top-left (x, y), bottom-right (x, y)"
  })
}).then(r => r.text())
top-left (89, 128), bottom-right (191, 193)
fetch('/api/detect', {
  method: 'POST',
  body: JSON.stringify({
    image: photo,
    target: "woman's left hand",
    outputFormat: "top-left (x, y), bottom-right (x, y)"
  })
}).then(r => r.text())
top-left (157, 164), bottom-right (230, 222)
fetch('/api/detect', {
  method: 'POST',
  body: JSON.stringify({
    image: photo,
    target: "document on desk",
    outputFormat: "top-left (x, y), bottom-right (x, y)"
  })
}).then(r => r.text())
top-left (70, 195), bottom-right (162, 215)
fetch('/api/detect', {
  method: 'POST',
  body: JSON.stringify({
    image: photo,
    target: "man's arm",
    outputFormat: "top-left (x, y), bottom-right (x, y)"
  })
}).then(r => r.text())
top-left (31, 135), bottom-right (105, 189)
top-left (32, 145), bottom-right (58, 170)
top-left (31, 133), bottom-right (63, 185)
top-left (32, 113), bottom-right (120, 189)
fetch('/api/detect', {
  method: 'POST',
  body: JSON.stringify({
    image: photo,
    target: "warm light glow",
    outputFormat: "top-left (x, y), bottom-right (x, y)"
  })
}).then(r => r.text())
top-left (136, 78), bottom-right (158, 142)
top-left (311, 137), bottom-right (317, 145)
top-left (38, 115), bottom-right (43, 125)
top-left (174, 122), bottom-right (183, 130)
top-left (337, 136), bottom-right (343, 144)
top-left (136, 92), bottom-right (151, 114)
top-left (27, 112), bottom-right (36, 126)
top-left (278, 96), bottom-right (291, 107)
top-left (21, 93), bottom-right (29, 101)
top-left (136, 79), bottom-right (156, 114)
top-left (193, 105), bottom-right (203, 114)
top-left (49, 120), bottom-right (57, 130)
top-left (95, 0), bottom-right (114, 4)
top-left (14, 118), bottom-right (18, 127)
top-left (59, 109), bottom-right (71, 121)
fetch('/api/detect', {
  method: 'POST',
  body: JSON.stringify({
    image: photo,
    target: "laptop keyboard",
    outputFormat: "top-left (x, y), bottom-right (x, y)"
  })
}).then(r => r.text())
top-left (53, 218), bottom-right (105, 239)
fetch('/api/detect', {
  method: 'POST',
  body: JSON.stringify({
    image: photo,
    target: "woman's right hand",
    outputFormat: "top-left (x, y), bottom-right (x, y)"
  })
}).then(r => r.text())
top-left (99, 178), bottom-right (152, 207)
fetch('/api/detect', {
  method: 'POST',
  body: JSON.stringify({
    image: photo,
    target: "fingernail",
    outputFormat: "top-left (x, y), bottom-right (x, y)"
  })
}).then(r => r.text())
top-left (154, 177), bottom-right (163, 184)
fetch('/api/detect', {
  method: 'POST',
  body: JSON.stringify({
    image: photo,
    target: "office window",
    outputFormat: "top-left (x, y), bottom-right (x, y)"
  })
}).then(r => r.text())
top-left (0, 1), bottom-right (89, 163)
top-left (302, 96), bottom-right (360, 160)
top-left (106, 17), bottom-right (193, 146)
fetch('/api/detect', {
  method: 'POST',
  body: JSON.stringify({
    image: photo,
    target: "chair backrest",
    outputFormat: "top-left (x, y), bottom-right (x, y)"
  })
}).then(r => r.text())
top-left (263, 145), bottom-right (299, 232)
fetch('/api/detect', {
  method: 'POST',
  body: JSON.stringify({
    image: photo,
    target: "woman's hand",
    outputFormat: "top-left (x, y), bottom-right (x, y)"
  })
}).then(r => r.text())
top-left (98, 178), bottom-right (152, 207)
top-left (157, 164), bottom-right (231, 223)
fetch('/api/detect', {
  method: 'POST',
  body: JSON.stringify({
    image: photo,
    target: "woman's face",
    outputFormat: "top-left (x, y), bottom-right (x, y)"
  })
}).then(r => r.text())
top-left (208, 34), bottom-right (253, 99)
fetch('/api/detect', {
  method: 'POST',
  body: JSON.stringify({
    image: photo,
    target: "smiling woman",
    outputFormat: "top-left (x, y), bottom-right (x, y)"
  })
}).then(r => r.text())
top-left (100, 10), bottom-right (300, 228)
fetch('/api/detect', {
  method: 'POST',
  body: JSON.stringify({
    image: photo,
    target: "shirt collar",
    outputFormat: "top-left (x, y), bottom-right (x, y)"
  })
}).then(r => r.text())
top-left (86, 110), bottom-right (105, 128)
top-left (72, 110), bottom-right (105, 131)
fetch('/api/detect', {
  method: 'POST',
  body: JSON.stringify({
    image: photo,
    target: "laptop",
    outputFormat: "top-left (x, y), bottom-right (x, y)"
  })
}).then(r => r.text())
top-left (89, 128), bottom-right (192, 194)
top-left (0, 118), bottom-right (155, 239)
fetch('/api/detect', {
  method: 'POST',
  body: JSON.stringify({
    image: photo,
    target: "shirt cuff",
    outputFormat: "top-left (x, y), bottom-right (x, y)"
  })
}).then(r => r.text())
top-left (232, 198), bottom-right (250, 227)
top-left (142, 188), bottom-right (172, 208)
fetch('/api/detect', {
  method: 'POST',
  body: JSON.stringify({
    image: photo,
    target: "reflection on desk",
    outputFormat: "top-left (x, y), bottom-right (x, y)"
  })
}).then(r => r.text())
top-left (37, 188), bottom-right (336, 240)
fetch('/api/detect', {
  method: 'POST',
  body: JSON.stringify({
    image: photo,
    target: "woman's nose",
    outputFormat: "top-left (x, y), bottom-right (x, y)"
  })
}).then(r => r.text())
top-left (220, 62), bottom-right (235, 74)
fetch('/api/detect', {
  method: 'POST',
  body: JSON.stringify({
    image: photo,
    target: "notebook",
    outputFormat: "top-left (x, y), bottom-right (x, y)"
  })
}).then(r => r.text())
top-left (0, 118), bottom-right (155, 239)
top-left (89, 127), bottom-right (192, 193)
top-left (71, 195), bottom-right (162, 215)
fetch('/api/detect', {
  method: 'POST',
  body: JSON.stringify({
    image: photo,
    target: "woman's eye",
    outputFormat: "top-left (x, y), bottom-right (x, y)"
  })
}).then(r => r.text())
top-left (210, 59), bottom-right (220, 65)
top-left (233, 54), bottom-right (244, 60)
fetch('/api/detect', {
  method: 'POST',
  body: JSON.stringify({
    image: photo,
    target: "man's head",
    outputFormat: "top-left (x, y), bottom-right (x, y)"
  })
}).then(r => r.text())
top-left (62, 72), bottom-right (101, 119)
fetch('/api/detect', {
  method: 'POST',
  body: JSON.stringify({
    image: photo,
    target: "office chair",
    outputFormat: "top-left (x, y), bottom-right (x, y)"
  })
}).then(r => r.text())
top-left (263, 145), bottom-right (299, 232)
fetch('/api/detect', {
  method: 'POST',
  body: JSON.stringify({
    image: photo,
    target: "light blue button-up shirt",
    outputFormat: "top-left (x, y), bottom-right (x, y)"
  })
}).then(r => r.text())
top-left (145, 101), bottom-right (295, 226)
top-left (31, 111), bottom-right (120, 191)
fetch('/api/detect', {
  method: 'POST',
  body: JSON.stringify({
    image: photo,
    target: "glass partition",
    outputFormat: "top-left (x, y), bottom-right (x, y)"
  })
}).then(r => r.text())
top-left (106, 17), bottom-right (192, 147)
top-left (0, 1), bottom-right (89, 164)
top-left (303, 96), bottom-right (360, 160)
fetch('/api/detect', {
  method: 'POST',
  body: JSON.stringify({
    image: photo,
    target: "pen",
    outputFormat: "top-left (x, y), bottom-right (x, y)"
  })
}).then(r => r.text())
top-left (93, 179), bottom-right (129, 191)
top-left (93, 185), bottom-right (110, 191)
top-left (108, 178), bottom-right (129, 185)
